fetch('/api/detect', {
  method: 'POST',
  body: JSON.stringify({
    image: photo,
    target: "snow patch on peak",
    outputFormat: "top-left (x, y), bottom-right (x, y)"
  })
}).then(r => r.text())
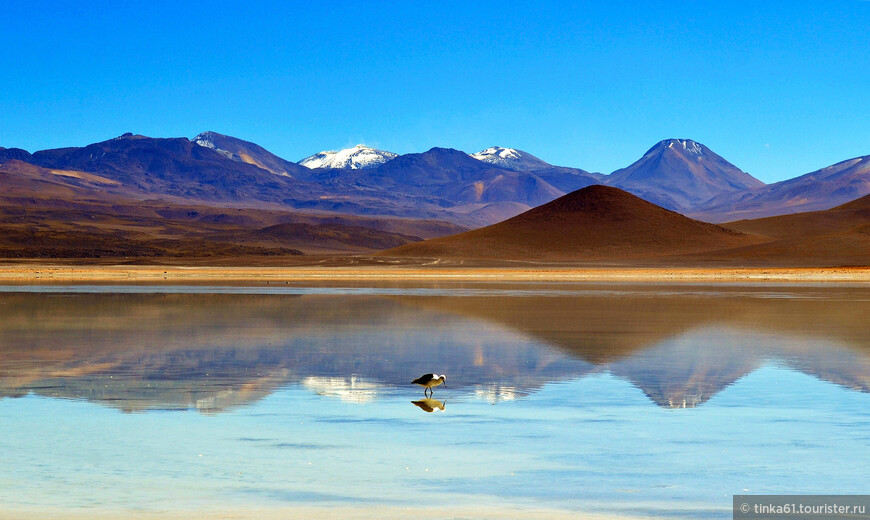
top-left (192, 132), bottom-right (235, 159)
top-left (649, 139), bottom-right (704, 158)
top-left (192, 131), bottom-right (218, 146)
top-left (677, 139), bottom-right (703, 156)
top-left (192, 132), bottom-right (216, 149)
top-left (470, 146), bottom-right (551, 171)
top-left (665, 139), bottom-right (702, 155)
top-left (298, 145), bottom-right (397, 170)
top-left (475, 146), bottom-right (521, 160)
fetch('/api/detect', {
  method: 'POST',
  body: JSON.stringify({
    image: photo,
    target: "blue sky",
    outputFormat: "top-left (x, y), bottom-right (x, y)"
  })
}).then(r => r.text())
top-left (1, 1), bottom-right (868, 183)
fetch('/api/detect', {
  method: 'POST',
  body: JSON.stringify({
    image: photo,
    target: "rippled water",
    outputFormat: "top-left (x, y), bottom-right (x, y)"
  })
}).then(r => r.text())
top-left (1, 284), bottom-right (869, 518)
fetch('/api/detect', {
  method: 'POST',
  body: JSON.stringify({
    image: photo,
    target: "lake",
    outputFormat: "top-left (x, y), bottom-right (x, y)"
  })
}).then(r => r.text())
top-left (1, 283), bottom-right (869, 519)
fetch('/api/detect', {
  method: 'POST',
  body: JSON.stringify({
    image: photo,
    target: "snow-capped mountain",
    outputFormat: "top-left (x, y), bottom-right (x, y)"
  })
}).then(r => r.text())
top-left (298, 145), bottom-right (397, 170)
top-left (606, 138), bottom-right (765, 212)
top-left (470, 146), bottom-right (552, 171)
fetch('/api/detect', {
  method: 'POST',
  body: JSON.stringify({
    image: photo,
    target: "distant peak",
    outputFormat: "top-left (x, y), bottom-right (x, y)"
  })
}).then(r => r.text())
top-left (298, 144), bottom-right (398, 169)
top-left (108, 132), bottom-right (152, 142)
top-left (470, 146), bottom-right (551, 171)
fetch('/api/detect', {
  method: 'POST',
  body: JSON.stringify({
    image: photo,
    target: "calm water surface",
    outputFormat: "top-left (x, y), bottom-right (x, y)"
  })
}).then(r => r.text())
top-left (1, 283), bottom-right (869, 518)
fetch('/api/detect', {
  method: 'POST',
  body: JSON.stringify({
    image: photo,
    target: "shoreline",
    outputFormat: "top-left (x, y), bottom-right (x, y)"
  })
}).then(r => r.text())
top-left (0, 506), bottom-right (640, 520)
top-left (1, 264), bottom-right (870, 284)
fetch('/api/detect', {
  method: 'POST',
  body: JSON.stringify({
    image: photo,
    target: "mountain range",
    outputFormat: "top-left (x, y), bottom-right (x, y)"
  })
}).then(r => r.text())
top-left (2, 131), bottom-right (869, 262)
top-left (4, 132), bottom-right (869, 226)
top-left (0, 134), bottom-right (601, 227)
top-left (0, 158), bottom-right (465, 258)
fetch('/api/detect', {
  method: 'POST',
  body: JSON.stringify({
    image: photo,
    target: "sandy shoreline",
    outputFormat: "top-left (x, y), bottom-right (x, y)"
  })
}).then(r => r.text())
top-left (1, 264), bottom-right (870, 283)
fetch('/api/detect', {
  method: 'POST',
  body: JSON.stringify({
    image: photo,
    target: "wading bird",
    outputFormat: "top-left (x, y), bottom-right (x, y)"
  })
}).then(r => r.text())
top-left (412, 373), bottom-right (446, 397)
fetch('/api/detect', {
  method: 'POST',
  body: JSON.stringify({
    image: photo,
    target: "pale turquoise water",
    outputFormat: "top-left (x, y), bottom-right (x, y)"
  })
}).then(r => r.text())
top-left (1, 284), bottom-right (869, 518)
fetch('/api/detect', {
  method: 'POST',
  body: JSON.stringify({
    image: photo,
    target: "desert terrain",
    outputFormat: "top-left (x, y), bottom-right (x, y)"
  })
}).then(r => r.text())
top-left (2, 157), bottom-right (869, 281)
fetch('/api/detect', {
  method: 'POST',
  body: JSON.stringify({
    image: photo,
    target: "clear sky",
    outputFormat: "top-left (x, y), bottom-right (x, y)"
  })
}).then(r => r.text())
top-left (1, 1), bottom-right (868, 183)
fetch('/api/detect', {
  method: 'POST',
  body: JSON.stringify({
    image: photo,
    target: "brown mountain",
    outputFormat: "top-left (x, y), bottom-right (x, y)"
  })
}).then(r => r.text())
top-left (719, 194), bottom-right (870, 266)
top-left (381, 185), bottom-right (760, 260)
top-left (694, 155), bottom-right (870, 222)
top-left (727, 193), bottom-right (870, 239)
top-left (607, 139), bottom-right (765, 212)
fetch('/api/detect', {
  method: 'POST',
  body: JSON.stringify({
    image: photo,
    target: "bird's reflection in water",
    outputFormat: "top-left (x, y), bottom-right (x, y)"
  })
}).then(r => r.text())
top-left (412, 398), bottom-right (446, 413)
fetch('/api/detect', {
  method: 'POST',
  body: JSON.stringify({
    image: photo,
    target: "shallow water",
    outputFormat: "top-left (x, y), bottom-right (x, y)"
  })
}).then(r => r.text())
top-left (1, 284), bottom-right (869, 518)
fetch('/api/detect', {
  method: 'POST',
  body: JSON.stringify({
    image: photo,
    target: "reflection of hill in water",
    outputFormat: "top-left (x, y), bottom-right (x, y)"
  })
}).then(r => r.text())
top-left (392, 288), bottom-right (870, 407)
top-left (1, 287), bottom-right (869, 411)
top-left (396, 287), bottom-right (870, 363)
top-left (0, 293), bottom-right (592, 412)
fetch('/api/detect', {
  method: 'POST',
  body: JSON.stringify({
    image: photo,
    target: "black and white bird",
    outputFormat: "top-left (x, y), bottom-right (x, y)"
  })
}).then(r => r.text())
top-left (412, 373), bottom-right (447, 397)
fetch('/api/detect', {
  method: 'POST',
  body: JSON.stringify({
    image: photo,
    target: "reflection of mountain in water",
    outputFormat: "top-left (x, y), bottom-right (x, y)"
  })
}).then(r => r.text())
top-left (392, 288), bottom-right (870, 408)
top-left (1, 287), bottom-right (869, 411)
top-left (608, 327), bottom-right (763, 408)
top-left (0, 292), bottom-right (592, 412)
top-left (610, 325), bottom-right (870, 408)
